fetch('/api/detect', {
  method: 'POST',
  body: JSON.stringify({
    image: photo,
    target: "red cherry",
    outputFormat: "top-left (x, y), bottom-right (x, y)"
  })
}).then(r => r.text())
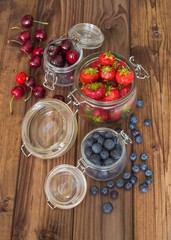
top-left (29, 56), bottom-right (41, 68)
top-left (25, 76), bottom-right (36, 91)
top-left (33, 86), bottom-right (46, 98)
top-left (12, 26), bottom-right (31, 42)
top-left (34, 29), bottom-right (47, 41)
top-left (60, 39), bottom-right (72, 53)
top-left (16, 72), bottom-right (28, 85)
top-left (21, 15), bottom-right (48, 28)
top-left (8, 39), bottom-right (33, 54)
top-left (10, 86), bottom-right (25, 114)
top-left (53, 94), bottom-right (65, 102)
top-left (33, 47), bottom-right (44, 57)
top-left (66, 49), bottom-right (79, 65)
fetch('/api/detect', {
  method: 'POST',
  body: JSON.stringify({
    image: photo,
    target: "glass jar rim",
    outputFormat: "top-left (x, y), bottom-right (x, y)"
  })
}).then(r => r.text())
top-left (74, 51), bottom-right (137, 107)
top-left (43, 38), bottom-right (83, 73)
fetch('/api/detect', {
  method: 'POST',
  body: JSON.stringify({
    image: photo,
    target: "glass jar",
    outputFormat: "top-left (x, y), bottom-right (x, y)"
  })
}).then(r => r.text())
top-left (21, 99), bottom-right (78, 159)
top-left (43, 23), bottom-right (104, 90)
top-left (44, 127), bottom-right (132, 209)
top-left (67, 53), bottom-right (149, 125)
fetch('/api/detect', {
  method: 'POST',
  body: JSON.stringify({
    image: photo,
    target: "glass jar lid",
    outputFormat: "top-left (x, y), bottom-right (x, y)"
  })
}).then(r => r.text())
top-left (21, 99), bottom-right (78, 159)
top-left (44, 164), bottom-right (87, 209)
top-left (68, 23), bottom-right (104, 49)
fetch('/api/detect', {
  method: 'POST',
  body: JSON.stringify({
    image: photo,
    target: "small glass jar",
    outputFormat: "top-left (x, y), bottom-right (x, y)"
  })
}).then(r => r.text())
top-left (44, 127), bottom-right (132, 209)
top-left (66, 54), bottom-right (149, 125)
top-left (43, 23), bottom-right (104, 90)
top-left (21, 99), bottom-right (78, 159)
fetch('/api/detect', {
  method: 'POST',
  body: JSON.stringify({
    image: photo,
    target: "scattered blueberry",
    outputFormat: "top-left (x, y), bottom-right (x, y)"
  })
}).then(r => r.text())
top-left (102, 202), bottom-right (113, 213)
top-left (146, 177), bottom-right (153, 185)
top-left (136, 99), bottom-right (144, 107)
top-left (124, 181), bottom-right (132, 190)
top-left (128, 123), bottom-right (136, 131)
top-left (110, 190), bottom-right (119, 200)
top-left (103, 139), bottom-right (115, 150)
top-left (123, 172), bottom-right (131, 180)
top-left (135, 135), bottom-right (143, 144)
top-left (139, 163), bottom-right (148, 171)
top-left (85, 147), bottom-right (93, 158)
top-left (132, 165), bottom-right (140, 173)
top-left (90, 185), bottom-right (99, 195)
top-left (103, 158), bottom-right (116, 166)
top-left (130, 116), bottom-right (138, 124)
top-left (100, 186), bottom-right (109, 196)
top-left (139, 182), bottom-right (149, 193)
top-left (130, 175), bottom-right (138, 184)
top-left (92, 143), bottom-right (102, 154)
top-left (129, 153), bottom-right (137, 161)
top-left (100, 149), bottom-right (109, 160)
top-left (89, 154), bottom-right (101, 166)
top-left (140, 152), bottom-right (148, 161)
top-left (116, 179), bottom-right (124, 188)
top-left (107, 180), bottom-right (115, 188)
top-left (144, 118), bottom-right (152, 127)
top-left (133, 129), bottom-right (140, 137)
top-left (145, 169), bottom-right (153, 177)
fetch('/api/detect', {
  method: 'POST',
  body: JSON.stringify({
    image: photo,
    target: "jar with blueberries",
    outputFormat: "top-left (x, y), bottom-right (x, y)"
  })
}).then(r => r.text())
top-left (43, 23), bottom-right (104, 90)
top-left (44, 127), bottom-right (132, 209)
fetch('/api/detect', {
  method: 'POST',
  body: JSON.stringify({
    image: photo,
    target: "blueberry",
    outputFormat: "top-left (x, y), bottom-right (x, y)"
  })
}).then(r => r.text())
top-left (139, 163), bottom-right (148, 171)
top-left (92, 143), bottom-right (102, 154)
top-left (135, 135), bottom-right (143, 144)
top-left (146, 177), bottom-right (153, 185)
top-left (124, 182), bottom-right (132, 190)
top-left (145, 169), bottom-right (153, 177)
top-left (123, 172), bottom-right (131, 180)
top-left (100, 186), bottom-right (109, 196)
top-left (136, 99), bottom-right (144, 107)
top-left (98, 171), bottom-right (110, 180)
top-left (97, 135), bottom-right (105, 145)
top-left (100, 149), bottom-right (109, 160)
top-left (128, 123), bottom-right (136, 131)
top-left (130, 175), bottom-right (138, 184)
top-left (90, 185), bottom-right (99, 195)
top-left (89, 154), bottom-right (101, 166)
top-left (116, 179), bottom-right (124, 188)
top-left (130, 116), bottom-right (138, 124)
top-left (110, 144), bottom-right (122, 160)
top-left (110, 190), bottom-right (119, 200)
top-left (85, 137), bottom-right (94, 148)
top-left (104, 139), bottom-right (115, 150)
top-left (133, 129), bottom-right (140, 137)
top-left (92, 132), bottom-right (102, 141)
top-left (129, 153), bottom-right (137, 161)
top-left (144, 119), bottom-right (152, 127)
top-left (84, 147), bottom-right (93, 158)
top-left (140, 152), bottom-right (148, 161)
top-left (107, 180), bottom-right (115, 188)
top-left (104, 131), bottom-right (113, 139)
top-left (139, 182), bottom-right (149, 193)
top-left (103, 158), bottom-right (115, 166)
top-left (132, 165), bottom-right (140, 173)
top-left (102, 202), bottom-right (113, 214)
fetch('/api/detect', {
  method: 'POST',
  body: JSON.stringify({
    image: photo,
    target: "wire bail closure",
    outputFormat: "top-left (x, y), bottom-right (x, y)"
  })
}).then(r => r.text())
top-left (129, 56), bottom-right (150, 79)
top-left (43, 70), bottom-right (58, 90)
top-left (67, 90), bottom-right (84, 116)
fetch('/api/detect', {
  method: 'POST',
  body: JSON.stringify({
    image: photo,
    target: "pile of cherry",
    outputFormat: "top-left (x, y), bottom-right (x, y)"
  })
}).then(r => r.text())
top-left (9, 15), bottom-right (49, 114)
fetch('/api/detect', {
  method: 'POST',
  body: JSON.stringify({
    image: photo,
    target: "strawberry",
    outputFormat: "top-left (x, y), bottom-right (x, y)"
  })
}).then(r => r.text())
top-left (113, 60), bottom-right (126, 71)
top-left (81, 82), bottom-right (106, 100)
top-left (102, 86), bottom-right (121, 102)
top-left (80, 67), bottom-right (100, 84)
top-left (108, 109), bottom-right (121, 121)
top-left (89, 60), bottom-right (100, 69)
top-left (99, 52), bottom-right (115, 66)
top-left (100, 66), bottom-right (116, 81)
top-left (116, 67), bottom-right (134, 85)
top-left (119, 84), bottom-right (132, 97)
top-left (92, 108), bottom-right (108, 123)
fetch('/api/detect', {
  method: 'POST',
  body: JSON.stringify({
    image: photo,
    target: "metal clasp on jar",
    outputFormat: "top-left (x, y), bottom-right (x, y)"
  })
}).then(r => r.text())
top-left (21, 144), bottom-right (32, 157)
top-left (43, 69), bottom-right (58, 90)
top-left (76, 158), bottom-right (87, 174)
top-left (67, 90), bottom-right (85, 116)
top-left (119, 130), bottom-right (132, 144)
top-left (129, 56), bottom-right (150, 79)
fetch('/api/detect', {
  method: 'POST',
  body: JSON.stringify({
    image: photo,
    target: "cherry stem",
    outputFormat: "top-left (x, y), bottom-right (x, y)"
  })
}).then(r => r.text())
top-left (33, 20), bottom-right (48, 25)
top-left (10, 96), bottom-right (15, 114)
top-left (11, 26), bottom-right (22, 31)
top-left (60, 33), bottom-right (67, 38)
top-left (8, 39), bottom-right (22, 45)
top-left (24, 87), bottom-right (32, 102)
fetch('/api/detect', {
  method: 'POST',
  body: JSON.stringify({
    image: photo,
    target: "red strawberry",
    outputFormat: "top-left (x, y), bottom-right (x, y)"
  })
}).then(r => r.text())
top-left (99, 52), bottom-right (115, 66)
top-left (92, 108), bottom-right (108, 123)
top-left (119, 84), bottom-right (132, 97)
top-left (81, 82), bottom-right (106, 100)
top-left (108, 109), bottom-right (121, 121)
top-left (116, 67), bottom-right (134, 85)
top-left (113, 60), bottom-right (126, 71)
top-left (103, 86), bottom-right (121, 102)
top-left (89, 60), bottom-right (100, 69)
top-left (100, 66), bottom-right (116, 81)
top-left (80, 67), bottom-right (100, 84)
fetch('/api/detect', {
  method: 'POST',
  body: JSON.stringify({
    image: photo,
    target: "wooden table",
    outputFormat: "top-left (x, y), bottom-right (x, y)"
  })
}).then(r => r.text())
top-left (0, 0), bottom-right (170, 239)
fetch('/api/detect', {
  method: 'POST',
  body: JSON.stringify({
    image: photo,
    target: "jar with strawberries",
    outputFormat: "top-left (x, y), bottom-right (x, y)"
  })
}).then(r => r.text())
top-left (43, 23), bottom-right (104, 90)
top-left (67, 52), bottom-right (149, 125)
